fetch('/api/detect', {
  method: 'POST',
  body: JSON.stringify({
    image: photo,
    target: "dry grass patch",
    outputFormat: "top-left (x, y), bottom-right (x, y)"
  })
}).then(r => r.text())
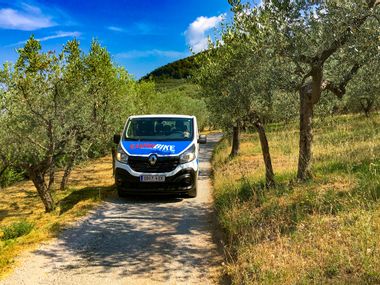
top-left (213, 113), bottom-right (380, 284)
top-left (0, 156), bottom-right (115, 278)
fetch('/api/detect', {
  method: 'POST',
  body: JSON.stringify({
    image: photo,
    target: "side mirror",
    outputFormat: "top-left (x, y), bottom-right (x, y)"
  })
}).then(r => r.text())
top-left (113, 134), bottom-right (121, 144)
top-left (198, 134), bottom-right (207, 144)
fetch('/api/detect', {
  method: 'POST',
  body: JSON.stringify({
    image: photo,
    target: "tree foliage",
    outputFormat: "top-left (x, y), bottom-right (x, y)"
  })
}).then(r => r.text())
top-left (196, 23), bottom-right (280, 186)
top-left (221, 0), bottom-right (380, 180)
top-left (345, 61), bottom-right (380, 117)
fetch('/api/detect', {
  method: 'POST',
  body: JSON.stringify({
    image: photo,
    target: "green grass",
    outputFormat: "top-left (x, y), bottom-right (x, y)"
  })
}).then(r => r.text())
top-left (212, 113), bottom-right (380, 284)
top-left (1, 220), bottom-right (34, 241)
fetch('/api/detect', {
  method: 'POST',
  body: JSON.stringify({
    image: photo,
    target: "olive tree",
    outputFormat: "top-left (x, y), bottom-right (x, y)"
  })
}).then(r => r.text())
top-left (58, 40), bottom-right (134, 190)
top-left (0, 37), bottom-right (77, 211)
top-left (230, 0), bottom-right (380, 180)
top-left (197, 26), bottom-right (280, 187)
top-left (55, 39), bottom-right (93, 190)
top-left (0, 36), bottom-right (135, 210)
top-left (83, 40), bottom-right (134, 156)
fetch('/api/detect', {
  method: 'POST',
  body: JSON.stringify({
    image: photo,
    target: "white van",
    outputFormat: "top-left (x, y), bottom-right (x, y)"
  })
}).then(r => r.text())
top-left (113, 115), bottom-right (207, 197)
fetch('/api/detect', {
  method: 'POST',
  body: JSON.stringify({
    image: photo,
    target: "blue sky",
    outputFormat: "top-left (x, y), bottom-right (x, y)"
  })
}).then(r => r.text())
top-left (0, 0), bottom-right (231, 78)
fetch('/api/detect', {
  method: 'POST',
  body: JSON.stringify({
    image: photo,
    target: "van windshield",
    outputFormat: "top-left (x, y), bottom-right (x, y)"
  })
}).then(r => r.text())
top-left (124, 117), bottom-right (194, 141)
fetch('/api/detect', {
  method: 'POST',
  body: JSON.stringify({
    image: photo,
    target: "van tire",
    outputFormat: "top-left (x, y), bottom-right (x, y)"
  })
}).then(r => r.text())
top-left (117, 187), bottom-right (128, 198)
top-left (186, 186), bottom-right (197, 198)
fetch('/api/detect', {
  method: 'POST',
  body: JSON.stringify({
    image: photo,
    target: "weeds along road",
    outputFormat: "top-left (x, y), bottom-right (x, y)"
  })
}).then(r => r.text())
top-left (1, 133), bottom-right (224, 285)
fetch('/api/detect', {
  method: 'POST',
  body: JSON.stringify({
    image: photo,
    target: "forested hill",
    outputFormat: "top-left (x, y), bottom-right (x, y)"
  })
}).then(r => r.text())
top-left (141, 53), bottom-right (199, 81)
top-left (140, 53), bottom-right (202, 95)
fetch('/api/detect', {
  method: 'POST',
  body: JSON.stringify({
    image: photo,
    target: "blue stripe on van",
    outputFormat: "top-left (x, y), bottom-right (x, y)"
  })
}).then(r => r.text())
top-left (121, 140), bottom-right (192, 156)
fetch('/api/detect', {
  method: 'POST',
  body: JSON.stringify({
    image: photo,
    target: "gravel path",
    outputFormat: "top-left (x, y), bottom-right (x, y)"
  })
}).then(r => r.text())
top-left (1, 133), bottom-right (224, 285)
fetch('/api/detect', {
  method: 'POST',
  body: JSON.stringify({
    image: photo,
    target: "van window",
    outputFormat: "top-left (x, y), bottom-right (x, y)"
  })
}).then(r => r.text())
top-left (125, 118), bottom-right (194, 141)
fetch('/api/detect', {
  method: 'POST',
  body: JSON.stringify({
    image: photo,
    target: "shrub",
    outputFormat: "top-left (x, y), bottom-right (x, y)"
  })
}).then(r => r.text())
top-left (1, 220), bottom-right (34, 240)
top-left (0, 168), bottom-right (25, 188)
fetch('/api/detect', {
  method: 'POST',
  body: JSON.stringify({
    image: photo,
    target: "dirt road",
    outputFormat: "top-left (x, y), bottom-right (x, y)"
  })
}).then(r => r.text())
top-left (1, 133), bottom-right (224, 285)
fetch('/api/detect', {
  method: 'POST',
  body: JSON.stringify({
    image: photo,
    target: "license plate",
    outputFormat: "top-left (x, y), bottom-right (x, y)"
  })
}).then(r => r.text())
top-left (140, 175), bottom-right (166, 182)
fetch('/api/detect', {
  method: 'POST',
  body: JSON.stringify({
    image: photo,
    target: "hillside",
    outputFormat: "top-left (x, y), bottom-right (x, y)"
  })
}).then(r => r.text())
top-left (212, 113), bottom-right (380, 284)
top-left (140, 53), bottom-right (203, 95)
top-left (141, 54), bottom-right (199, 81)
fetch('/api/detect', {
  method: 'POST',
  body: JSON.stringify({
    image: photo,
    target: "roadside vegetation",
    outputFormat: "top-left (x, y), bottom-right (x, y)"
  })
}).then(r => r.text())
top-left (212, 113), bottom-right (380, 284)
top-left (197, 0), bottom-right (379, 182)
top-left (0, 156), bottom-right (114, 277)
top-left (196, 1), bottom-right (380, 284)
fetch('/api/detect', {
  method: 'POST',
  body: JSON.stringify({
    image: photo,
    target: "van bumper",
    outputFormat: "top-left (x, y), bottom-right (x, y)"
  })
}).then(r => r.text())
top-left (114, 160), bottom-right (198, 195)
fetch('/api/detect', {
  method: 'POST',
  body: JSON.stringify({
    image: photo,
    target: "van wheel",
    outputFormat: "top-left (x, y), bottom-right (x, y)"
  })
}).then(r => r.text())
top-left (186, 186), bottom-right (197, 198)
top-left (117, 187), bottom-right (128, 198)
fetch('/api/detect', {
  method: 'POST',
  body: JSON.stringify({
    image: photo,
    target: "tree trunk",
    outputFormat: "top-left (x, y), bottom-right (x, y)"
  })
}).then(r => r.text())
top-left (230, 124), bottom-right (240, 157)
top-left (29, 170), bottom-right (55, 213)
top-left (297, 65), bottom-right (324, 181)
top-left (0, 156), bottom-right (9, 189)
top-left (112, 146), bottom-right (116, 177)
top-left (0, 165), bottom-right (8, 190)
top-left (48, 163), bottom-right (55, 190)
top-left (60, 160), bottom-right (74, 191)
top-left (0, 165), bottom-right (8, 180)
top-left (360, 98), bottom-right (373, 118)
top-left (297, 89), bottom-right (315, 181)
top-left (254, 121), bottom-right (275, 188)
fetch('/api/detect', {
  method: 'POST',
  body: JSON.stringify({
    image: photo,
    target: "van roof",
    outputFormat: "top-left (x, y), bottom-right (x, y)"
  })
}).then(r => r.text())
top-left (128, 114), bottom-right (195, 119)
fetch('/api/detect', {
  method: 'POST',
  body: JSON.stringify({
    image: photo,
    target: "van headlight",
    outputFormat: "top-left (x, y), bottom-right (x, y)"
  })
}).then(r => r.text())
top-left (116, 145), bottom-right (129, 164)
top-left (180, 145), bottom-right (196, 164)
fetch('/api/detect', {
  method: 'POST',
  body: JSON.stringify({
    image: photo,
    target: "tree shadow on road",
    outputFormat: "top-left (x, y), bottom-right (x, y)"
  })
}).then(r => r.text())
top-left (34, 199), bottom-right (221, 283)
top-left (59, 186), bottom-right (115, 215)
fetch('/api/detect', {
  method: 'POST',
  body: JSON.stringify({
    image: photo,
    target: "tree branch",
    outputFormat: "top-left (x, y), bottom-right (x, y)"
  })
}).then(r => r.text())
top-left (298, 69), bottom-right (313, 90)
top-left (316, 0), bottom-right (380, 65)
top-left (19, 84), bottom-right (49, 125)
top-left (24, 134), bottom-right (50, 152)
top-left (322, 63), bottom-right (361, 98)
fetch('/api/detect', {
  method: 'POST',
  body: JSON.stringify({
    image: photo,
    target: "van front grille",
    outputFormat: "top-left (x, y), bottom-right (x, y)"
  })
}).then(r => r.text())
top-left (128, 156), bottom-right (179, 173)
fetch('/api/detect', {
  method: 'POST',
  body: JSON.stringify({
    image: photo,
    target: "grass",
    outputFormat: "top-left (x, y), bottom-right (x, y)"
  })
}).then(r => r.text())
top-left (0, 156), bottom-right (115, 279)
top-left (1, 220), bottom-right (34, 241)
top-left (212, 113), bottom-right (380, 284)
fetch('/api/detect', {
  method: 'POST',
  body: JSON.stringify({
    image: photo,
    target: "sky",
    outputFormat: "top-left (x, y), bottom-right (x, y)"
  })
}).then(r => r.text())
top-left (0, 0), bottom-right (231, 78)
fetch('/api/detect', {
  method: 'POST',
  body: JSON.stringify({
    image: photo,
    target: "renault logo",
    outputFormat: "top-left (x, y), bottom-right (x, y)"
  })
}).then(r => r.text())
top-left (148, 154), bottom-right (158, 166)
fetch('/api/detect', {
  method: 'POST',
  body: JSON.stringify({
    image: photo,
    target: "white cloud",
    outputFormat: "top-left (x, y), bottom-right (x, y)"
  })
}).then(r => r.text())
top-left (107, 26), bottom-right (124, 32)
top-left (21, 3), bottom-right (43, 15)
top-left (116, 49), bottom-right (189, 59)
top-left (185, 14), bottom-right (225, 53)
top-left (7, 31), bottom-right (81, 47)
top-left (107, 22), bottom-right (159, 35)
top-left (37, 31), bottom-right (81, 42)
top-left (0, 4), bottom-right (55, 31)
